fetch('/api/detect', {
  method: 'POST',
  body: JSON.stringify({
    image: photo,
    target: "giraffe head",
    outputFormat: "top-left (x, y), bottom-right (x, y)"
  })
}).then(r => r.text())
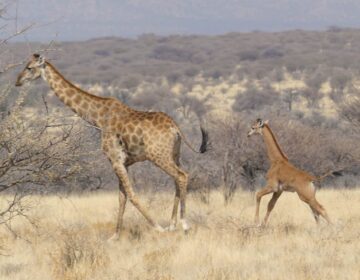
top-left (15, 54), bottom-right (45, 86)
top-left (247, 118), bottom-right (269, 137)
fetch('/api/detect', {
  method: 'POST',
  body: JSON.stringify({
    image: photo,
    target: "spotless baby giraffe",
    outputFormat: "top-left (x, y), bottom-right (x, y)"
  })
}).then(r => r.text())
top-left (247, 119), bottom-right (335, 226)
top-left (16, 54), bottom-right (209, 239)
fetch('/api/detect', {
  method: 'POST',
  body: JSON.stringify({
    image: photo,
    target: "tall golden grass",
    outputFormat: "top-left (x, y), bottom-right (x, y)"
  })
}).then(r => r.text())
top-left (0, 189), bottom-right (359, 280)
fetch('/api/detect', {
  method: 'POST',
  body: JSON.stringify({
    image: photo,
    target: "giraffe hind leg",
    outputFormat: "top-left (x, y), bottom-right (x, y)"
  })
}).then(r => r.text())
top-left (153, 156), bottom-right (189, 232)
top-left (298, 189), bottom-right (331, 225)
top-left (168, 140), bottom-right (181, 231)
top-left (178, 169), bottom-right (189, 232)
top-left (310, 199), bottom-right (331, 224)
top-left (310, 205), bottom-right (320, 224)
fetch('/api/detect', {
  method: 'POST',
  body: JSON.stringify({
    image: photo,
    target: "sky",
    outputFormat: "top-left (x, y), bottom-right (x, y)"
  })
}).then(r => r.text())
top-left (3, 0), bottom-right (360, 41)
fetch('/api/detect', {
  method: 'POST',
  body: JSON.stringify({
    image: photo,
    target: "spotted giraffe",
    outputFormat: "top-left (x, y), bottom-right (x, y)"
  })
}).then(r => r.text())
top-left (16, 54), bottom-right (209, 239)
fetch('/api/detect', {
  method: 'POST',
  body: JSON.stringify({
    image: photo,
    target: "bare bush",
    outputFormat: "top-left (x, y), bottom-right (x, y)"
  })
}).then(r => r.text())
top-left (151, 45), bottom-right (194, 62)
top-left (0, 93), bottom-right (101, 192)
top-left (50, 225), bottom-right (109, 280)
top-left (237, 49), bottom-right (259, 61)
top-left (0, 2), bottom-right (45, 236)
top-left (0, 193), bottom-right (36, 238)
top-left (330, 68), bottom-right (352, 96)
top-left (282, 89), bottom-right (299, 112)
top-left (305, 69), bottom-right (327, 92)
top-left (0, 97), bottom-right (107, 239)
top-left (212, 117), bottom-right (267, 195)
top-left (232, 85), bottom-right (280, 112)
top-left (340, 95), bottom-right (360, 132)
top-left (267, 118), bottom-right (355, 174)
top-left (177, 94), bottom-right (212, 118)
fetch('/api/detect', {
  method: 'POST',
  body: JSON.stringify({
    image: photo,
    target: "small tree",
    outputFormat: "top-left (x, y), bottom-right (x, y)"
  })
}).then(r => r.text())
top-left (0, 1), bottom-right (103, 239)
top-left (282, 89), bottom-right (298, 112)
top-left (212, 117), bottom-right (267, 195)
top-left (340, 95), bottom-right (360, 130)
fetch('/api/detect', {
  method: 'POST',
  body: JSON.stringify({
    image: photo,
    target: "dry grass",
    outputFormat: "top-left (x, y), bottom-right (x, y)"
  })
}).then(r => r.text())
top-left (1, 188), bottom-right (360, 280)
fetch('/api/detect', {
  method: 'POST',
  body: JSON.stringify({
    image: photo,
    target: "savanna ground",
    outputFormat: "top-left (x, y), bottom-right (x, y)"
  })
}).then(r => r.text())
top-left (1, 188), bottom-right (359, 280)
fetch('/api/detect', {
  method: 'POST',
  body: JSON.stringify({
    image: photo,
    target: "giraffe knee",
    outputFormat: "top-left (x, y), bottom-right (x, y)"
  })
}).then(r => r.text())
top-left (119, 191), bottom-right (126, 202)
top-left (177, 171), bottom-right (188, 188)
top-left (317, 202), bottom-right (325, 211)
top-left (181, 171), bottom-right (188, 182)
top-left (127, 193), bottom-right (138, 205)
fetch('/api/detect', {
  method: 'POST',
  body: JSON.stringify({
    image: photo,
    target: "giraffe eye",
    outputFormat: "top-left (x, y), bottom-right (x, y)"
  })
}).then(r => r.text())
top-left (26, 67), bottom-right (32, 70)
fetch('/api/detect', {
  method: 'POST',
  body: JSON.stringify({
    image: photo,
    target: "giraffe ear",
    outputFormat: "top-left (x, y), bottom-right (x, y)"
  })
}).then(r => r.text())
top-left (32, 53), bottom-right (45, 67)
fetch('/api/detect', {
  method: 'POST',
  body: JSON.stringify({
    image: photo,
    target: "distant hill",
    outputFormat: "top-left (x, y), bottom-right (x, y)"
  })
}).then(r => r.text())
top-left (3, 29), bottom-right (360, 121)
top-left (9, 0), bottom-right (360, 41)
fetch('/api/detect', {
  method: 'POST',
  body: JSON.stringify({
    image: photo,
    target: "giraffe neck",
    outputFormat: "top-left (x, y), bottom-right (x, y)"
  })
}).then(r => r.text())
top-left (41, 62), bottom-right (111, 127)
top-left (262, 124), bottom-right (288, 163)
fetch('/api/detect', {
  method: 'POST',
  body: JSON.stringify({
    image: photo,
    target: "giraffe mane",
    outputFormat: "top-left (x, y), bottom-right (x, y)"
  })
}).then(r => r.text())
top-left (45, 61), bottom-right (107, 101)
top-left (264, 124), bottom-right (289, 161)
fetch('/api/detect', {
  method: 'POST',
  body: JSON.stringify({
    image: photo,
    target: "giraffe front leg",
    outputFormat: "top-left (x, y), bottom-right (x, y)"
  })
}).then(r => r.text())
top-left (263, 191), bottom-right (282, 226)
top-left (114, 163), bottom-right (164, 232)
top-left (167, 187), bottom-right (180, 231)
top-left (255, 184), bottom-right (275, 226)
top-left (102, 134), bottom-right (164, 235)
top-left (108, 182), bottom-right (127, 241)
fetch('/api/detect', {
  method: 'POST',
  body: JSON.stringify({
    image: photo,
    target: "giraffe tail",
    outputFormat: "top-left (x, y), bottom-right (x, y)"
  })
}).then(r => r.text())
top-left (178, 126), bottom-right (209, 154)
top-left (316, 170), bottom-right (342, 182)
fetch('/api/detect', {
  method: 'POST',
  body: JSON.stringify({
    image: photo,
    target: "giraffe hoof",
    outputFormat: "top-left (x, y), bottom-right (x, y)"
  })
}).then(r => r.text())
top-left (180, 219), bottom-right (191, 232)
top-left (258, 221), bottom-right (267, 228)
top-left (165, 224), bottom-right (177, 232)
top-left (107, 233), bottom-right (120, 242)
top-left (154, 224), bottom-right (165, 233)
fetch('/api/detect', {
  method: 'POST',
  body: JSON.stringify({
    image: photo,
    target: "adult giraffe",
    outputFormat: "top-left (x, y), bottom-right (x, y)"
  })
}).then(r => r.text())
top-left (247, 118), bottom-right (334, 226)
top-left (15, 54), bottom-right (209, 239)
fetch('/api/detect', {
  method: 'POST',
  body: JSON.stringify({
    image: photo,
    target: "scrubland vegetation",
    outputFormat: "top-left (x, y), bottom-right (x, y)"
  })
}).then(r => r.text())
top-left (3, 29), bottom-right (360, 193)
top-left (2, 26), bottom-right (360, 279)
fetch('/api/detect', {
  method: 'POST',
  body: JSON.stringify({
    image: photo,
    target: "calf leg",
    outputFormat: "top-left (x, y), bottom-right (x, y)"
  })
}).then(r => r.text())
top-left (310, 206), bottom-right (320, 224)
top-left (255, 184), bottom-right (276, 225)
top-left (309, 199), bottom-right (331, 224)
top-left (298, 189), bottom-right (331, 225)
top-left (263, 191), bottom-right (282, 225)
